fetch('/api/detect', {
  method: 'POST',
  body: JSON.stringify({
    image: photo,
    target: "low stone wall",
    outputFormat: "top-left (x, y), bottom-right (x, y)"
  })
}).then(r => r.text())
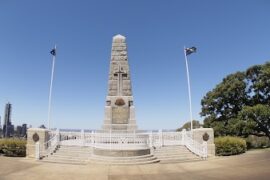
top-left (192, 128), bottom-right (215, 156)
top-left (26, 128), bottom-right (49, 158)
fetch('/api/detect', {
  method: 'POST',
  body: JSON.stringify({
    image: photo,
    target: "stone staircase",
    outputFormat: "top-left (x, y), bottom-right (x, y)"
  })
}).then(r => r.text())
top-left (153, 145), bottom-right (202, 163)
top-left (41, 145), bottom-right (201, 165)
top-left (41, 145), bottom-right (159, 165)
top-left (88, 154), bottom-right (159, 165)
top-left (41, 145), bottom-right (92, 165)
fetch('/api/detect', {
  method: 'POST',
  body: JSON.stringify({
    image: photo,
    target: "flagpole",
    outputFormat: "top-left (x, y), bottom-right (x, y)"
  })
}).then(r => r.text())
top-left (184, 46), bottom-right (193, 131)
top-left (47, 45), bottom-right (56, 130)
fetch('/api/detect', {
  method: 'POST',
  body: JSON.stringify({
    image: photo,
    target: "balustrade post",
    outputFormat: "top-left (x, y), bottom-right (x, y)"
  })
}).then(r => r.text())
top-left (182, 129), bottom-right (186, 145)
top-left (81, 129), bottom-right (85, 146)
top-left (133, 130), bottom-right (135, 143)
top-left (159, 129), bottom-right (163, 147)
top-left (149, 130), bottom-right (153, 147)
top-left (91, 130), bottom-right (95, 147)
top-left (35, 142), bottom-right (40, 160)
top-left (110, 129), bottom-right (112, 150)
top-left (56, 129), bottom-right (60, 146)
top-left (203, 141), bottom-right (208, 159)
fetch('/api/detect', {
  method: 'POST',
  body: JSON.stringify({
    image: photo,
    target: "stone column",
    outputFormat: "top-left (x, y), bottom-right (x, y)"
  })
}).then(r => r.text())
top-left (192, 128), bottom-right (216, 156)
top-left (26, 128), bottom-right (49, 158)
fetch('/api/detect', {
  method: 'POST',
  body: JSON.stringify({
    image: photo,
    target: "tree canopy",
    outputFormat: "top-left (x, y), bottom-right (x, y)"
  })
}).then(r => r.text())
top-left (177, 120), bottom-right (202, 131)
top-left (201, 62), bottom-right (270, 139)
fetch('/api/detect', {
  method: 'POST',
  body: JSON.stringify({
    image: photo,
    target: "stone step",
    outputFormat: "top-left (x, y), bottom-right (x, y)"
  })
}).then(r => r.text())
top-left (41, 158), bottom-right (87, 165)
top-left (57, 149), bottom-right (92, 152)
top-left (159, 158), bottom-right (202, 164)
top-left (155, 153), bottom-right (197, 158)
top-left (154, 152), bottom-right (194, 155)
top-left (45, 155), bottom-right (89, 161)
top-left (89, 158), bottom-right (160, 165)
top-left (56, 150), bottom-right (92, 154)
top-left (153, 150), bottom-right (191, 153)
top-left (91, 154), bottom-right (154, 160)
top-left (152, 145), bottom-right (202, 163)
top-left (50, 154), bottom-right (91, 159)
top-left (60, 146), bottom-right (92, 149)
top-left (89, 155), bottom-right (157, 163)
top-left (156, 154), bottom-right (198, 159)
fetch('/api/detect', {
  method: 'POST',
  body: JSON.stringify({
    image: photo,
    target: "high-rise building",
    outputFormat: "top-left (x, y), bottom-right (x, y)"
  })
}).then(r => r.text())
top-left (3, 102), bottom-right (14, 137)
top-left (0, 116), bottom-right (2, 137)
top-left (21, 124), bottom-right (27, 137)
top-left (16, 125), bottom-right (22, 137)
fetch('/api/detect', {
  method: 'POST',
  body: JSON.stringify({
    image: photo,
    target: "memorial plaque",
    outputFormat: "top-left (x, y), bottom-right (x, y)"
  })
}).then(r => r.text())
top-left (112, 107), bottom-right (129, 124)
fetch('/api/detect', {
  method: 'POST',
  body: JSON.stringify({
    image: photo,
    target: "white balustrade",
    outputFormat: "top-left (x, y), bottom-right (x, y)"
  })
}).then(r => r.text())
top-left (183, 131), bottom-right (208, 159)
top-left (37, 129), bottom-right (207, 159)
top-left (38, 129), bottom-right (60, 158)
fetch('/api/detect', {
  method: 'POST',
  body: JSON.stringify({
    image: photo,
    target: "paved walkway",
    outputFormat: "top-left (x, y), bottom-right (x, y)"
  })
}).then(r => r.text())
top-left (0, 149), bottom-right (269, 180)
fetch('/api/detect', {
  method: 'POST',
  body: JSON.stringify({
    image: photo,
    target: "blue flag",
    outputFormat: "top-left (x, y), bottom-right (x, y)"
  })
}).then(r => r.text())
top-left (185, 47), bottom-right (196, 55)
top-left (50, 48), bottom-right (56, 56)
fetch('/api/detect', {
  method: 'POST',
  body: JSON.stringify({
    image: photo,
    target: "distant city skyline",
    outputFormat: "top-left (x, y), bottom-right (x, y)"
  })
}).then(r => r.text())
top-left (0, 0), bottom-right (269, 129)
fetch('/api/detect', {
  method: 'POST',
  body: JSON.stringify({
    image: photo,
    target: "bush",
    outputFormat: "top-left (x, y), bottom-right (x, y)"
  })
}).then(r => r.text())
top-left (0, 138), bottom-right (26, 157)
top-left (245, 135), bottom-right (270, 149)
top-left (215, 136), bottom-right (247, 156)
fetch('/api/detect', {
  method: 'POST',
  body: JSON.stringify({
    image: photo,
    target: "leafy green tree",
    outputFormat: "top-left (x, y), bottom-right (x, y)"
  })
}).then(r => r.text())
top-left (177, 120), bottom-right (202, 131)
top-left (201, 72), bottom-right (247, 136)
top-left (201, 61), bottom-right (270, 138)
top-left (246, 62), bottom-right (270, 105)
top-left (239, 104), bottom-right (270, 139)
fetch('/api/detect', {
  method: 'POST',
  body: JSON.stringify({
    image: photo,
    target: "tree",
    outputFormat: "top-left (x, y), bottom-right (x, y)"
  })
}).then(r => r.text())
top-left (201, 61), bottom-right (270, 138)
top-left (201, 72), bottom-right (247, 136)
top-left (239, 104), bottom-right (270, 139)
top-left (246, 62), bottom-right (270, 105)
top-left (177, 120), bottom-right (202, 131)
top-left (39, 125), bottom-right (46, 129)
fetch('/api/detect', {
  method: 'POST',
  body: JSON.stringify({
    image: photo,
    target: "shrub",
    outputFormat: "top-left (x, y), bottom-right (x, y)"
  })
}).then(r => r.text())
top-left (215, 136), bottom-right (247, 156)
top-left (0, 138), bottom-right (26, 157)
top-left (245, 135), bottom-right (270, 149)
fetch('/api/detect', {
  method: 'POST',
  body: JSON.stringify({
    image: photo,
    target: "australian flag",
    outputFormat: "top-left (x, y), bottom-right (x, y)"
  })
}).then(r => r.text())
top-left (185, 47), bottom-right (197, 56)
top-left (50, 48), bottom-right (56, 56)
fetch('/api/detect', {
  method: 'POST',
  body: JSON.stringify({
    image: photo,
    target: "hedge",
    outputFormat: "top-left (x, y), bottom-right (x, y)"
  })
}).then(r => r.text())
top-left (245, 135), bottom-right (270, 149)
top-left (0, 138), bottom-right (26, 157)
top-left (215, 136), bottom-right (247, 156)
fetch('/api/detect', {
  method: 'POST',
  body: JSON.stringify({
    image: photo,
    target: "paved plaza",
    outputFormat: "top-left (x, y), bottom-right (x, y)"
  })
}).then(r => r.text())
top-left (0, 149), bottom-right (269, 180)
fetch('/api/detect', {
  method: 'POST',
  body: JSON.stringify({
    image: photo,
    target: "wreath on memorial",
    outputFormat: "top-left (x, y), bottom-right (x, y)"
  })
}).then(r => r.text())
top-left (115, 98), bottom-right (125, 106)
top-left (202, 132), bottom-right (209, 141)
top-left (32, 133), bottom-right (40, 142)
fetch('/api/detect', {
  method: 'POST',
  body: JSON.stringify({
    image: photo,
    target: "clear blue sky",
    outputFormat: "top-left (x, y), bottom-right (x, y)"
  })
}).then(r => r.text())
top-left (0, 0), bottom-right (269, 130)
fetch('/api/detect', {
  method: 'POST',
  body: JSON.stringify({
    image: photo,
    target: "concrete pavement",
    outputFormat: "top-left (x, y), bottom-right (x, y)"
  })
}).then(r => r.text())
top-left (0, 149), bottom-right (269, 180)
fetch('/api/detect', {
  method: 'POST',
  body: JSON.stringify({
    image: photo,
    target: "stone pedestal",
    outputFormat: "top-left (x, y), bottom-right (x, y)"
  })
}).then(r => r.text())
top-left (192, 128), bottom-right (215, 156)
top-left (26, 128), bottom-right (49, 158)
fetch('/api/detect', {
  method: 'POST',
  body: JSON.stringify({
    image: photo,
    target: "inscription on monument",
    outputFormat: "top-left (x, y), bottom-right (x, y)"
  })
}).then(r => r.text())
top-left (112, 107), bottom-right (129, 124)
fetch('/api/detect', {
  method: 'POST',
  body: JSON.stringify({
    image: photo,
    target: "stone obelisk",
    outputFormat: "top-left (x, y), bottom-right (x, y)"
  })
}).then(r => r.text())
top-left (103, 34), bottom-right (137, 131)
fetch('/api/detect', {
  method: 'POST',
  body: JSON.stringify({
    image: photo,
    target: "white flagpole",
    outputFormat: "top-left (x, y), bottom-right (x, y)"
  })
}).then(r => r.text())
top-left (47, 45), bottom-right (56, 130)
top-left (184, 46), bottom-right (193, 131)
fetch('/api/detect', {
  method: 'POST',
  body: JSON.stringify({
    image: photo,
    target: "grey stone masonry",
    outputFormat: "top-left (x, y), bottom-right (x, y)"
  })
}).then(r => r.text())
top-left (108, 34), bottom-right (132, 96)
top-left (103, 34), bottom-right (137, 131)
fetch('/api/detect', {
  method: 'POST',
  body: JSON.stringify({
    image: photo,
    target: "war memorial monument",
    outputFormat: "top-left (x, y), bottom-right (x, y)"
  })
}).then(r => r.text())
top-left (26, 35), bottom-right (215, 165)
